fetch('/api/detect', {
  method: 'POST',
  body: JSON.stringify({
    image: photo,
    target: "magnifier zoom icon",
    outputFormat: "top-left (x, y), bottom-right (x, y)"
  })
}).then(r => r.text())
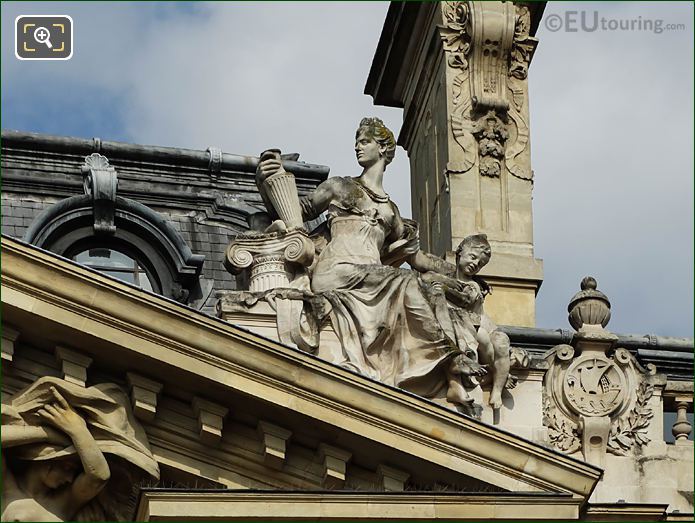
top-left (33, 26), bottom-right (53, 49)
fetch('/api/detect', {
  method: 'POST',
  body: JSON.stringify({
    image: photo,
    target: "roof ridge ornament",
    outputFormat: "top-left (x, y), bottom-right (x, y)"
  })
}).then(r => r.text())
top-left (81, 153), bottom-right (118, 235)
top-left (543, 276), bottom-right (661, 468)
top-left (207, 146), bottom-right (223, 175)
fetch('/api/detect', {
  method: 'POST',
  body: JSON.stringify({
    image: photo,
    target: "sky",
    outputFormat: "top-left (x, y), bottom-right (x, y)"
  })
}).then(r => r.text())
top-left (2, 1), bottom-right (693, 338)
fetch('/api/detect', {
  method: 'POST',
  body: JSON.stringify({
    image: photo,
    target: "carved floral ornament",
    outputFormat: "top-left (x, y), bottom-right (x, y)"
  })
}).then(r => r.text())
top-left (81, 153), bottom-right (118, 235)
top-left (543, 278), bottom-right (658, 459)
top-left (441, 1), bottom-right (535, 181)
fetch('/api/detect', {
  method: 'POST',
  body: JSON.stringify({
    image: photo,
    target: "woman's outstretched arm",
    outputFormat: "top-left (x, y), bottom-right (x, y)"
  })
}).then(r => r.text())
top-left (1, 424), bottom-right (69, 448)
top-left (388, 202), bottom-right (456, 275)
top-left (36, 387), bottom-right (110, 510)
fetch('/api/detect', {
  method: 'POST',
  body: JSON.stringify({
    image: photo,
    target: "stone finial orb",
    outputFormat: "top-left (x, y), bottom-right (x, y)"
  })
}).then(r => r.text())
top-left (567, 276), bottom-right (611, 331)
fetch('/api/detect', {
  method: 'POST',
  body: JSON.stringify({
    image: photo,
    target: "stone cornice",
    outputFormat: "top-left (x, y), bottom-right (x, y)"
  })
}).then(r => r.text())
top-left (1, 235), bottom-right (601, 499)
top-left (136, 490), bottom-right (581, 521)
top-left (1, 129), bottom-right (330, 184)
top-left (1, 130), bottom-right (330, 228)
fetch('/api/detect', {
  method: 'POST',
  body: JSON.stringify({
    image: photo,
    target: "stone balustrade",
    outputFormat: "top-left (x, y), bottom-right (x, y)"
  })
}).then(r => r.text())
top-left (663, 380), bottom-right (693, 444)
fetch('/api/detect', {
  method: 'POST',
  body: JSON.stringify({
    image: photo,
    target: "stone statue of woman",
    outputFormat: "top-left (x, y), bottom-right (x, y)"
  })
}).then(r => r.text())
top-left (256, 117), bottom-right (485, 408)
top-left (2, 377), bottom-right (159, 521)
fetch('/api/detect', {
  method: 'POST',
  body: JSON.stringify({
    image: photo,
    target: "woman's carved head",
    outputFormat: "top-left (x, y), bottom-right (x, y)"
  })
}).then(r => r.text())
top-left (34, 457), bottom-right (80, 489)
top-left (355, 117), bottom-right (396, 166)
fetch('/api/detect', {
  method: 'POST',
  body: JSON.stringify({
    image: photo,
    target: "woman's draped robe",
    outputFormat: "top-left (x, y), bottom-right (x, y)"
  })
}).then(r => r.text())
top-left (288, 178), bottom-right (466, 399)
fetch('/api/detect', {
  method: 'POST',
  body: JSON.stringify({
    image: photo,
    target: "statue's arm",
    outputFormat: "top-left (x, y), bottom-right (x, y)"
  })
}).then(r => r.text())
top-left (388, 203), bottom-right (456, 274)
top-left (36, 387), bottom-right (110, 510)
top-left (300, 177), bottom-right (340, 220)
top-left (0, 424), bottom-right (69, 448)
top-left (408, 250), bottom-right (457, 276)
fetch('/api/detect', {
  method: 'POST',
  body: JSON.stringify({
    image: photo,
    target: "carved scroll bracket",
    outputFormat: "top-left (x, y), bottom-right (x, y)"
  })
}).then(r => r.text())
top-left (469, 1), bottom-right (515, 113)
top-left (192, 396), bottom-right (229, 446)
top-left (257, 420), bottom-right (292, 470)
top-left (2, 325), bottom-right (19, 363)
top-left (207, 146), bottom-right (223, 176)
top-left (55, 345), bottom-right (93, 387)
top-left (440, 2), bottom-right (536, 181)
top-left (127, 372), bottom-right (164, 423)
top-left (82, 153), bottom-right (118, 234)
top-left (376, 464), bottom-right (410, 492)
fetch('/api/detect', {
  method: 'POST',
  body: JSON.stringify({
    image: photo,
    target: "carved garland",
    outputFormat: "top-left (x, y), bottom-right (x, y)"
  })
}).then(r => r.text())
top-left (606, 381), bottom-right (655, 455)
top-left (505, 4), bottom-right (535, 181)
top-left (543, 392), bottom-right (580, 453)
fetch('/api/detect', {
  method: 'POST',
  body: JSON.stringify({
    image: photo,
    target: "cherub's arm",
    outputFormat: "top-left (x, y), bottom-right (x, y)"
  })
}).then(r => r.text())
top-left (444, 286), bottom-right (475, 309)
top-left (408, 250), bottom-right (457, 275)
top-left (421, 271), bottom-right (459, 287)
top-left (37, 387), bottom-right (110, 511)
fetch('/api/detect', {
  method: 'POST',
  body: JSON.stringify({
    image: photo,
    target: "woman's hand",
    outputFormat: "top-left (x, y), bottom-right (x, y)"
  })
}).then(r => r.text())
top-left (44, 426), bottom-right (71, 446)
top-left (256, 158), bottom-right (286, 183)
top-left (36, 387), bottom-right (88, 437)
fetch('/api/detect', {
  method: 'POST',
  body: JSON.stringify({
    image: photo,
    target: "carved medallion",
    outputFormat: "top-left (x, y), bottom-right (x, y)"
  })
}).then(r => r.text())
top-left (563, 356), bottom-right (626, 417)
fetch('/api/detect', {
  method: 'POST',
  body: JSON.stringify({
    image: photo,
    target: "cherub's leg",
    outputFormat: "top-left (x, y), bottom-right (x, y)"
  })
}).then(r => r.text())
top-left (487, 330), bottom-right (511, 409)
top-left (445, 357), bottom-right (474, 406)
top-left (451, 352), bottom-right (487, 377)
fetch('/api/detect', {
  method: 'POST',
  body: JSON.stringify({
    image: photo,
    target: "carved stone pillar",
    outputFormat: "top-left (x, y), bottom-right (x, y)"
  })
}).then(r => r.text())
top-left (224, 230), bottom-right (315, 292)
top-left (365, 1), bottom-right (545, 326)
top-left (663, 380), bottom-right (693, 445)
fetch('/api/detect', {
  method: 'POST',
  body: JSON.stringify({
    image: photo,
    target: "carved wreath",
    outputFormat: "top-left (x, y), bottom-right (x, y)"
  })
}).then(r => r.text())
top-left (606, 381), bottom-right (654, 455)
top-left (543, 393), bottom-right (580, 453)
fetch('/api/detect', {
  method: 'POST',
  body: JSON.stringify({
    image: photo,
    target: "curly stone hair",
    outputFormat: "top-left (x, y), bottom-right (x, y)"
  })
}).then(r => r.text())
top-left (356, 117), bottom-right (396, 166)
top-left (455, 234), bottom-right (492, 261)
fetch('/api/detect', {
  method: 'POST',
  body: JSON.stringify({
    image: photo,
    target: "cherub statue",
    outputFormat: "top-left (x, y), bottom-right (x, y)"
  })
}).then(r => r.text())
top-left (2, 377), bottom-right (159, 521)
top-left (423, 234), bottom-right (514, 409)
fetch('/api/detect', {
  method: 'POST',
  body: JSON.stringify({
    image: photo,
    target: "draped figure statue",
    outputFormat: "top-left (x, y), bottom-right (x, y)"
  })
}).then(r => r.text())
top-left (2, 377), bottom-right (159, 522)
top-left (255, 118), bottom-right (486, 409)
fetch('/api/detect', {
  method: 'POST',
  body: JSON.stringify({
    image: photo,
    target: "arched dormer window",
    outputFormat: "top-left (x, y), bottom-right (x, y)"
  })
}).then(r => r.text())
top-left (72, 247), bottom-right (156, 291)
top-left (23, 153), bottom-right (205, 304)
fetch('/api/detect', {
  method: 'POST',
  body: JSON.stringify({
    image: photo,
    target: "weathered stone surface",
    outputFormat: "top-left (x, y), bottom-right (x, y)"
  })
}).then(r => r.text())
top-left (365, 2), bottom-right (545, 327)
top-left (0, 130), bottom-right (329, 315)
top-left (1, 376), bottom-right (159, 521)
top-left (230, 118), bottom-right (521, 416)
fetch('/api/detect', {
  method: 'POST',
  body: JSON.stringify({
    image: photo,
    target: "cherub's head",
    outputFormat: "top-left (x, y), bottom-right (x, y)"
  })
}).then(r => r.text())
top-left (355, 117), bottom-right (396, 168)
top-left (455, 234), bottom-right (491, 277)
